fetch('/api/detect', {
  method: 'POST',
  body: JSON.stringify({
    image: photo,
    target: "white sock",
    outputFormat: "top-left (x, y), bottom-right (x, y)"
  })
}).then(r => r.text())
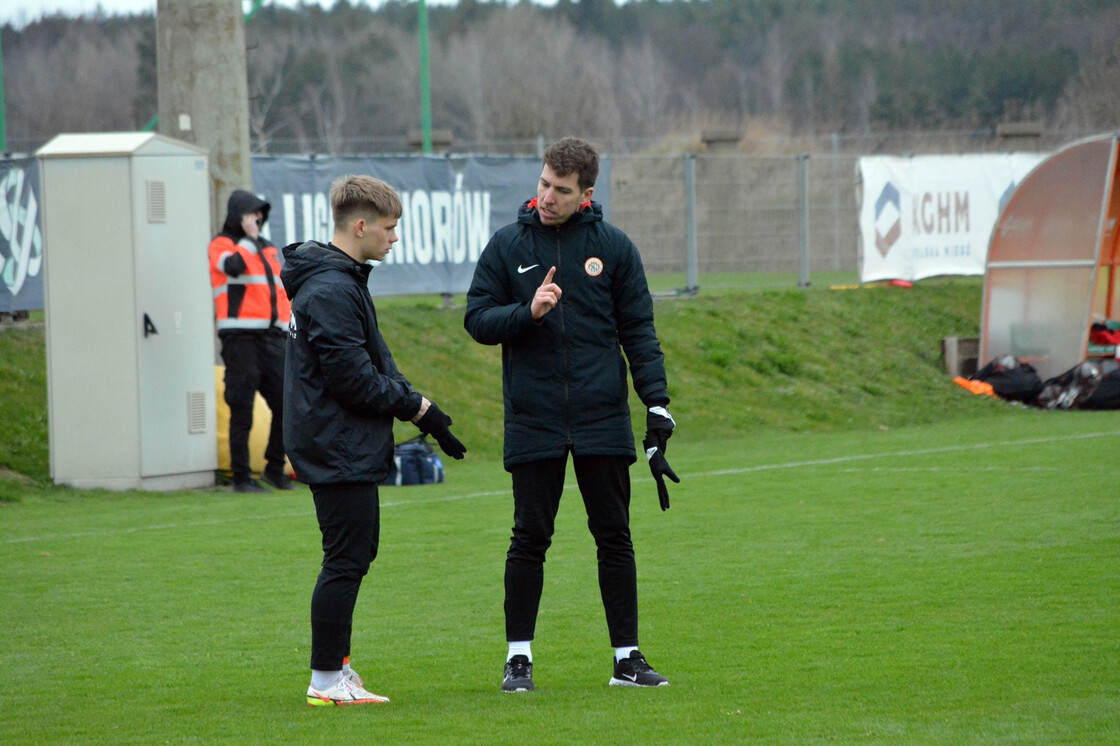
top-left (614, 646), bottom-right (638, 663)
top-left (508, 640), bottom-right (532, 663)
top-left (342, 656), bottom-right (354, 675)
top-left (311, 669), bottom-right (343, 690)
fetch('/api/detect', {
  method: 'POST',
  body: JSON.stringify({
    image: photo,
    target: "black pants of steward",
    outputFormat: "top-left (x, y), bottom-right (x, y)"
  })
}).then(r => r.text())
top-left (505, 454), bottom-right (638, 647)
top-left (309, 482), bottom-right (380, 671)
top-left (219, 330), bottom-right (286, 483)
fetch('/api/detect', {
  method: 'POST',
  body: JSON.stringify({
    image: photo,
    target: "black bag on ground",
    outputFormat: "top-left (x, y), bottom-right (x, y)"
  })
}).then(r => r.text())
top-left (1034, 361), bottom-right (1103, 410)
top-left (385, 435), bottom-right (445, 486)
top-left (1078, 367), bottom-right (1120, 410)
top-left (971, 355), bottom-right (1043, 403)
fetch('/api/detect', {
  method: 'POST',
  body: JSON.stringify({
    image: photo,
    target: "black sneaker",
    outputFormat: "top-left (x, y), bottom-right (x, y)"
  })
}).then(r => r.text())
top-left (260, 468), bottom-right (294, 490)
top-left (232, 478), bottom-right (271, 494)
top-left (609, 650), bottom-right (669, 687)
top-left (501, 655), bottom-right (534, 692)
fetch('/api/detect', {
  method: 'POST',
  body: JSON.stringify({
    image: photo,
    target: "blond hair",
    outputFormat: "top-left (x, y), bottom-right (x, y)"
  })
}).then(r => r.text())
top-left (329, 174), bottom-right (403, 227)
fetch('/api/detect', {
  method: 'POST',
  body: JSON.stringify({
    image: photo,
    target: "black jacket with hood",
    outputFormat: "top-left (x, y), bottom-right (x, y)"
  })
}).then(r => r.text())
top-left (281, 240), bottom-right (422, 485)
top-left (464, 199), bottom-right (668, 470)
top-left (220, 189), bottom-right (272, 241)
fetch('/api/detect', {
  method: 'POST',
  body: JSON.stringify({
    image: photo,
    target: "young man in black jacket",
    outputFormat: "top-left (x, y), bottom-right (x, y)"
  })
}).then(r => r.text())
top-left (464, 137), bottom-right (680, 692)
top-left (282, 175), bottom-right (466, 706)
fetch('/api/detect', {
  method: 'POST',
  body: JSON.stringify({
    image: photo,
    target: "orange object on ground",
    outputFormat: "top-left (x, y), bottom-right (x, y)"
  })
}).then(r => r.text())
top-left (953, 376), bottom-right (997, 397)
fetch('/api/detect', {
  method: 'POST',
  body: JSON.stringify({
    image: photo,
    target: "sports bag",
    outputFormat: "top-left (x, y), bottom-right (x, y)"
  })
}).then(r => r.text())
top-left (971, 355), bottom-right (1043, 403)
top-left (1033, 361), bottom-right (1102, 410)
top-left (385, 435), bottom-right (445, 486)
top-left (1079, 366), bottom-right (1120, 410)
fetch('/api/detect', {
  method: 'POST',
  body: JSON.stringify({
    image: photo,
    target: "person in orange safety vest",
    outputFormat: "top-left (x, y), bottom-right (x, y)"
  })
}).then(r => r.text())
top-left (208, 189), bottom-right (292, 493)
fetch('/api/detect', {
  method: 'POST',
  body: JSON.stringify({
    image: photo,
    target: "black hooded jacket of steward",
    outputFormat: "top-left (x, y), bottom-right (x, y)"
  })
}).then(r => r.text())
top-left (281, 240), bottom-right (422, 485)
top-left (220, 189), bottom-right (272, 240)
top-left (464, 199), bottom-right (669, 470)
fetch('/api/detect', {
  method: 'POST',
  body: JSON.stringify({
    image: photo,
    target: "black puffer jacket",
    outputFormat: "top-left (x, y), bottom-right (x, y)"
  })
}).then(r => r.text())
top-left (281, 241), bottom-right (422, 485)
top-left (464, 200), bottom-right (668, 469)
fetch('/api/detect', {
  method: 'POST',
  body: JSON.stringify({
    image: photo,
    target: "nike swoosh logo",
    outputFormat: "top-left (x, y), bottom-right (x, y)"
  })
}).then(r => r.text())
top-left (620, 673), bottom-right (638, 681)
top-left (517, 264), bottom-right (540, 274)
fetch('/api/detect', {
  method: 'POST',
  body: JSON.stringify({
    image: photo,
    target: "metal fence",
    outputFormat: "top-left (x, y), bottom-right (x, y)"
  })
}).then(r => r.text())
top-left (6, 127), bottom-right (1094, 294)
top-left (609, 152), bottom-right (860, 282)
top-left (607, 127), bottom-right (1096, 286)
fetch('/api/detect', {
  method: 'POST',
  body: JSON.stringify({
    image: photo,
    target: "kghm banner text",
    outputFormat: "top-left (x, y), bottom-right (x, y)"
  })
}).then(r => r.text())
top-left (857, 153), bottom-right (1044, 283)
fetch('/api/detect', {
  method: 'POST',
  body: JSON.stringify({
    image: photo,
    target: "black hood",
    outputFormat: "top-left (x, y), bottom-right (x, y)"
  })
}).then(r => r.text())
top-left (221, 189), bottom-right (272, 239)
top-left (280, 240), bottom-right (371, 300)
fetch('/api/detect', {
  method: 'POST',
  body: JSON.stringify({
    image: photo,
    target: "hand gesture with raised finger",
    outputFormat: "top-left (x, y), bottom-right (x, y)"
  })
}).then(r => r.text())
top-left (530, 266), bottom-right (562, 320)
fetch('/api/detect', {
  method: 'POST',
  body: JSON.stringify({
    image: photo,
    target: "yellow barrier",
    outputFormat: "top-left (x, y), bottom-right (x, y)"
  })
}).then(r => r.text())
top-left (214, 366), bottom-right (294, 477)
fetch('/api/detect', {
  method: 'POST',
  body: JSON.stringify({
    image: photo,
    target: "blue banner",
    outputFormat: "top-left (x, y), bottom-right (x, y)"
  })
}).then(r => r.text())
top-left (0, 157), bottom-right (44, 313)
top-left (253, 154), bottom-right (610, 296)
top-left (7, 152), bottom-right (613, 309)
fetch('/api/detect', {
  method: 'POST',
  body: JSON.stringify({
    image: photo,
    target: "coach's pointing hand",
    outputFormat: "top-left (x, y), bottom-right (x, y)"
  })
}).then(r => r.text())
top-left (530, 266), bottom-right (562, 320)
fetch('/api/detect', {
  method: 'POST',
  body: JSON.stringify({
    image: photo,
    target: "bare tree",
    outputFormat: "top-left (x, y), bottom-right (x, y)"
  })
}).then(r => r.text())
top-left (757, 24), bottom-right (793, 116)
top-left (615, 37), bottom-right (677, 139)
top-left (245, 38), bottom-right (293, 154)
top-left (433, 8), bottom-right (621, 143)
top-left (1054, 14), bottom-right (1120, 131)
top-left (434, 30), bottom-right (491, 142)
top-left (6, 22), bottom-right (144, 146)
top-left (4, 2), bottom-right (1116, 153)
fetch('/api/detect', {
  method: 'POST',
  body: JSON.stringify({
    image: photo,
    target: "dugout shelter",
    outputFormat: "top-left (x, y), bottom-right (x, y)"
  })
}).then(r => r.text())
top-left (980, 132), bottom-right (1120, 381)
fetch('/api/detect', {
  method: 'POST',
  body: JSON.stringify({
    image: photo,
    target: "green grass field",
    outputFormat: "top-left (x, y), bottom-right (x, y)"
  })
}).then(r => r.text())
top-left (2, 277), bottom-right (1118, 743)
top-left (2, 411), bottom-right (1118, 744)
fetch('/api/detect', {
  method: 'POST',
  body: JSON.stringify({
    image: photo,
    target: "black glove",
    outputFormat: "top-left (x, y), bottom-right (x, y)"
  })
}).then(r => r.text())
top-left (224, 252), bottom-right (247, 277)
top-left (643, 406), bottom-right (678, 510)
top-left (643, 434), bottom-right (679, 511)
top-left (416, 402), bottom-right (466, 460)
top-left (646, 406), bottom-right (675, 444)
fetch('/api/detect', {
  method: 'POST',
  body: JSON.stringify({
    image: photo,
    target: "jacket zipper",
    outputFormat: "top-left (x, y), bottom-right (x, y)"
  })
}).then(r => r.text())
top-left (555, 228), bottom-right (573, 449)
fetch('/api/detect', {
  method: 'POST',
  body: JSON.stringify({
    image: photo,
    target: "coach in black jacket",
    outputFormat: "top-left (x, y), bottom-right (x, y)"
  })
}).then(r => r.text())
top-left (283, 175), bottom-right (465, 707)
top-left (465, 137), bottom-right (680, 693)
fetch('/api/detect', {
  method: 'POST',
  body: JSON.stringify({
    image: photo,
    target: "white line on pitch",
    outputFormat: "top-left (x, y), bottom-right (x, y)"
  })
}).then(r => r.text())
top-left (5, 430), bottom-right (1117, 545)
top-left (690, 430), bottom-right (1120, 478)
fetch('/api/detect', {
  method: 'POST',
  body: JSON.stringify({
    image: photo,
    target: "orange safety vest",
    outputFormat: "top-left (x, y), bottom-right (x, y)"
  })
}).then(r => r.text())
top-left (209, 235), bottom-right (291, 332)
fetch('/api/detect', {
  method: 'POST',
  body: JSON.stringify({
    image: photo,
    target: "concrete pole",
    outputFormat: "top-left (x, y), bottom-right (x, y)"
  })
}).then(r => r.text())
top-left (156, 0), bottom-right (252, 235)
top-left (684, 154), bottom-right (699, 294)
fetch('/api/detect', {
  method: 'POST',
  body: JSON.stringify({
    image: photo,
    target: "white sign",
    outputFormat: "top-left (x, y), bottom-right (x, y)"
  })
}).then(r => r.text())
top-left (857, 153), bottom-right (1044, 283)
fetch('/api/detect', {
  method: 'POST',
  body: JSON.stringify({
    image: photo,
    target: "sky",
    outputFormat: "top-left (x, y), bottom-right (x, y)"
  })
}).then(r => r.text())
top-left (0, 0), bottom-right (565, 28)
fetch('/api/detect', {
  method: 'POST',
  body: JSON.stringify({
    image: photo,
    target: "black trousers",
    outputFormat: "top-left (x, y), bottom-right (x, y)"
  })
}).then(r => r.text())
top-left (505, 455), bottom-right (638, 647)
top-left (309, 482), bottom-right (380, 671)
top-left (219, 331), bottom-right (286, 482)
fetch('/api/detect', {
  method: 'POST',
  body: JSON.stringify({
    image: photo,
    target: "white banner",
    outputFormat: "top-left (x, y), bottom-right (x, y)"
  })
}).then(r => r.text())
top-left (857, 153), bottom-right (1044, 283)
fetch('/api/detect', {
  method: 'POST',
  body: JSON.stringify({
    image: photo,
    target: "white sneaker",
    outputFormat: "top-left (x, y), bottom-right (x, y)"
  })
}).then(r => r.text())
top-left (306, 675), bottom-right (390, 706)
top-left (343, 668), bottom-right (363, 687)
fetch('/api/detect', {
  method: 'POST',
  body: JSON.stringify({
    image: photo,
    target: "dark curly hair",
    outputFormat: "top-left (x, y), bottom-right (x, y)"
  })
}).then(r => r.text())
top-left (542, 137), bottom-right (600, 192)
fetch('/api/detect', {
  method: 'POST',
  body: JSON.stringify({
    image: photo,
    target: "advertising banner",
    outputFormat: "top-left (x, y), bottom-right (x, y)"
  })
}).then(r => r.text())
top-left (0, 157), bottom-right (45, 313)
top-left (857, 153), bottom-right (1044, 283)
top-left (12, 151), bottom-right (606, 309)
top-left (253, 154), bottom-right (612, 296)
